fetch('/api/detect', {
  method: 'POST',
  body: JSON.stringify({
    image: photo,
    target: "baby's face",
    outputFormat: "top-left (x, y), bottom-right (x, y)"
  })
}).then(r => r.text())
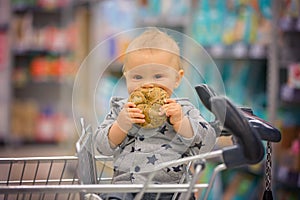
top-left (123, 50), bottom-right (184, 95)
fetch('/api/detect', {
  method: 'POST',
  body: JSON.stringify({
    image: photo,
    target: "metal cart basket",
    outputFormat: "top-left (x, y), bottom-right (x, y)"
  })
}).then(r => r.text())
top-left (0, 85), bottom-right (281, 200)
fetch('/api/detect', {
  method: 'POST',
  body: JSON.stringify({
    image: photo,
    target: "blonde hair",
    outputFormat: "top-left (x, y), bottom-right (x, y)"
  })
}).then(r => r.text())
top-left (126, 28), bottom-right (180, 55)
top-left (124, 28), bottom-right (182, 70)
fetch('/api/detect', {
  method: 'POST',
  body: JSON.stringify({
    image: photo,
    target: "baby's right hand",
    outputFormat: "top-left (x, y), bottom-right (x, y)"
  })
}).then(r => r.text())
top-left (116, 102), bottom-right (145, 132)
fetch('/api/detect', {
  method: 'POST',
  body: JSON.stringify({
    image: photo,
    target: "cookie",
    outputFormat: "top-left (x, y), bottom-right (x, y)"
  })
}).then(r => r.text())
top-left (128, 87), bottom-right (169, 128)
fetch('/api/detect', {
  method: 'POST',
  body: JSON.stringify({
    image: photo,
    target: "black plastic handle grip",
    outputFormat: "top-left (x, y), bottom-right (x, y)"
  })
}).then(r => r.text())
top-left (243, 112), bottom-right (281, 142)
top-left (195, 84), bottom-right (281, 143)
top-left (210, 96), bottom-right (265, 164)
top-left (195, 84), bottom-right (217, 111)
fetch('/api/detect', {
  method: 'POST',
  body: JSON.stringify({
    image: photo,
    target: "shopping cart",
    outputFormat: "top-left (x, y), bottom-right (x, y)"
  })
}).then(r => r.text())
top-left (0, 84), bottom-right (281, 200)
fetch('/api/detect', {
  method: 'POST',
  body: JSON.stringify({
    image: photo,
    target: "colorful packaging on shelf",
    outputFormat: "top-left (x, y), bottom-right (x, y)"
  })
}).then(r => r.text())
top-left (0, 32), bottom-right (9, 70)
top-left (30, 56), bottom-right (76, 82)
top-left (35, 106), bottom-right (55, 142)
top-left (11, 100), bottom-right (39, 141)
top-left (37, 0), bottom-right (72, 9)
top-left (288, 63), bottom-right (300, 88)
top-left (279, 0), bottom-right (300, 31)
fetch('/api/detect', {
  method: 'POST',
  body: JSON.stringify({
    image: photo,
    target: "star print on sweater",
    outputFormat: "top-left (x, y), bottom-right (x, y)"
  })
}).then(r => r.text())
top-left (172, 165), bottom-right (182, 172)
top-left (121, 136), bottom-right (135, 150)
top-left (134, 166), bottom-right (140, 172)
top-left (161, 144), bottom-right (172, 149)
top-left (177, 137), bottom-right (183, 142)
top-left (147, 155), bottom-right (158, 165)
top-left (130, 173), bottom-right (135, 180)
top-left (158, 125), bottom-right (168, 134)
top-left (199, 122), bottom-right (208, 129)
top-left (130, 147), bottom-right (135, 152)
top-left (138, 135), bottom-right (145, 141)
top-left (113, 166), bottom-right (118, 172)
top-left (192, 141), bottom-right (204, 149)
top-left (127, 135), bottom-right (135, 140)
top-left (166, 165), bottom-right (182, 173)
top-left (130, 147), bottom-right (141, 152)
top-left (181, 152), bottom-right (189, 158)
top-left (106, 110), bottom-right (113, 120)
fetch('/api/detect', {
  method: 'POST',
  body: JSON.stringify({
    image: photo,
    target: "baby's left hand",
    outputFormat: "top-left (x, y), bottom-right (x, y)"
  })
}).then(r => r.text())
top-left (160, 99), bottom-right (183, 126)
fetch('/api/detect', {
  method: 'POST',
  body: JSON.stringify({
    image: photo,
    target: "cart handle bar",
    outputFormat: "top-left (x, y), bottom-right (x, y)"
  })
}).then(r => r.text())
top-left (195, 84), bottom-right (281, 143)
top-left (195, 84), bottom-right (265, 166)
top-left (211, 96), bottom-right (265, 167)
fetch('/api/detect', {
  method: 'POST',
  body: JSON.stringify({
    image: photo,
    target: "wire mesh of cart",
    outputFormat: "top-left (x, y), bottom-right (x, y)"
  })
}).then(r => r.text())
top-left (0, 155), bottom-right (79, 200)
top-left (0, 117), bottom-right (115, 200)
top-left (0, 85), bottom-right (281, 200)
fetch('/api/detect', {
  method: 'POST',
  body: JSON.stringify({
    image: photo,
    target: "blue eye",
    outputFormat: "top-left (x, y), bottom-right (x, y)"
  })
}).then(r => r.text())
top-left (133, 75), bottom-right (143, 80)
top-left (154, 74), bottom-right (163, 79)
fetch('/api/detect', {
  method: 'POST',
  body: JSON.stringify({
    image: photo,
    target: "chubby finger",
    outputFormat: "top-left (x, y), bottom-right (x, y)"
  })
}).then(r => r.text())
top-left (127, 107), bottom-right (143, 113)
top-left (162, 104), bottom-right (182, 117)
top-left (165, 108), bottom-right (181, 117)
top-left (131, 118), bottom-right (145, 124)
top-left (128, 110), bottom-right (145, 119)
top-left (161, 102), bottom-right (177, 108)
top-left (159, 105), bottom-right (174, 116)
top-left (126, 102), bottom-right (137, 108)
top-left (161, 102), bottom-right (180, 111)
top-left (164, 98), bottom-right (176, 104)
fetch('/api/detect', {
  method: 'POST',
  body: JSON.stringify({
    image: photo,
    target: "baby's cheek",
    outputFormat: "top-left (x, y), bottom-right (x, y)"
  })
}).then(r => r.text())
top-left (127, 84), bottom-right (139, 94)
top-left (164, 80), bottom-right (177, 91)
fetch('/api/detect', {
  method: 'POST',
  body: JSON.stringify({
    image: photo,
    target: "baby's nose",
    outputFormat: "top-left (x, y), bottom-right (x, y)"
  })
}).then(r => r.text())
top-left (141, 83), bottom-right (154, 88)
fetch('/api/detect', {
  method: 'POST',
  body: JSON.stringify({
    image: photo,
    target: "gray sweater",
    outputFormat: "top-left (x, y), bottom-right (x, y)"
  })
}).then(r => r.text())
top-left (95, 97), bottom-right (216, 184)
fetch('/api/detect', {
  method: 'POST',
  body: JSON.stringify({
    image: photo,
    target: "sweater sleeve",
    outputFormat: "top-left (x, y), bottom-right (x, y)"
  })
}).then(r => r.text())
top-left (94, 97), bottom-right (126, 156)
top-left (177, 99), bottom-right (217, 154)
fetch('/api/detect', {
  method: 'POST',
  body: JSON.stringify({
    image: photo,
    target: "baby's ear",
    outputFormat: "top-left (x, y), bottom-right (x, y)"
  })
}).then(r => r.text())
top-left (175, 69), bottom-right (184, 88)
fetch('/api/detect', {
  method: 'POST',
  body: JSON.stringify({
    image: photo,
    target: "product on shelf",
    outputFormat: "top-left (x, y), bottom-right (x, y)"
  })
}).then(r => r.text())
top-left (0, 0), bottom-right (10, 26)
top-left (0, 0), bottom-right (11, 140)
top-left (11, 100), bottom-right (39, 141)
top-left (12, 0), bottom-right (72, 10)
top-left (53, 112), bottom-right (75, 142)
top-left (35, 106), bottom-right (55, 142)
top-left (288, 63), bottom-right (300, 88)
top-left (37, 0), bottom-right (72, 10)
top-left (192, 0), bottom-right (271, 59)
top-left (9, 0), bottom-right (83, 145)
top-left (138, 0), bottom-right (190, 25)
top-left (275, 125), bottom-right (300, 188)
top-left (11, 100), bottom-right (75, 143)
top-left (35, 106), bottom-right (75, 143)
top-left (12, 67), bottom-right (28, 87)
top-left (281, 84), bottom-right (300, 102)
top-left (29, 56), bottom-right (76, 83)
top-left (279, 0), bottom-right (300, 31)
top-left (12, 14), bottom-right (78, 53)
top-left (280, 63), bottom-right (300, 103)
top-left (0, 32), bottom-right (9, 70)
